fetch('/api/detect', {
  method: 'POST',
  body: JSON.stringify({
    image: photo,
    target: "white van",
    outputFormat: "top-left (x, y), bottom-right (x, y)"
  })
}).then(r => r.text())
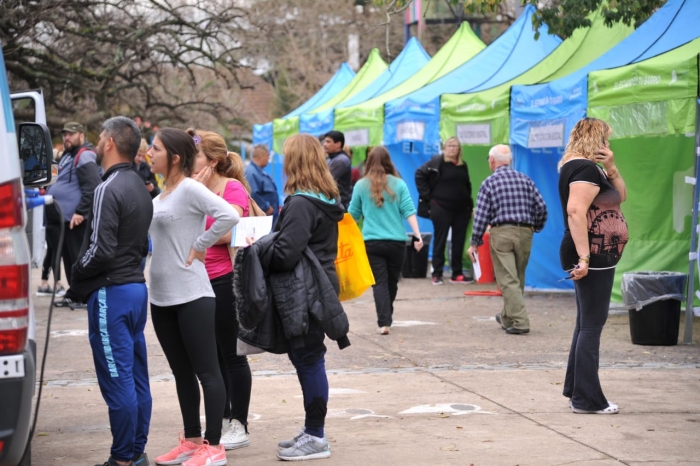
top-left (0, 46), bottom-right (54, 466)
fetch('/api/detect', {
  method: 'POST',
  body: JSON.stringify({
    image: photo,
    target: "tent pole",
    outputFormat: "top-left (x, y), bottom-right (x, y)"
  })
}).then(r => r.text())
top-left (684, 98), bottom-right (700, 345)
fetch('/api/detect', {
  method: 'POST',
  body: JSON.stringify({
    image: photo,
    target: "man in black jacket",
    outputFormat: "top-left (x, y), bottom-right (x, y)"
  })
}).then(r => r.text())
top-left (72, 116), bottom-right (153, 466)
top-left (322, 130), bottom-right (352, 210)
top-left (47, 121), bottom-right (103, 308)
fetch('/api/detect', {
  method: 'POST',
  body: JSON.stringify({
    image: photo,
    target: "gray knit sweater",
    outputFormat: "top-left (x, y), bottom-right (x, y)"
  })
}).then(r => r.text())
top-left (149, 177), bottom-right (239, 306)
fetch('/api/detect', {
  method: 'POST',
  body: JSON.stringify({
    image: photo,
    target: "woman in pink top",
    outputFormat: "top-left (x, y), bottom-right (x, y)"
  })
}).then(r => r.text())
top-left (189, 128), bottom-right (252, 451)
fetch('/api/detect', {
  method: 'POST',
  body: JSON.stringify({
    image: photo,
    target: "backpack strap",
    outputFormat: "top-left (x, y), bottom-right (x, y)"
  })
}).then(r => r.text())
top-left (73, 147), bottom-right (89, 168)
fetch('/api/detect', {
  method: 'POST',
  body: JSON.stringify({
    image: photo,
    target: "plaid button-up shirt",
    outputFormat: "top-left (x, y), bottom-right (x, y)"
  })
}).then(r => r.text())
top-left (470, 165), bottom-right (547, 246)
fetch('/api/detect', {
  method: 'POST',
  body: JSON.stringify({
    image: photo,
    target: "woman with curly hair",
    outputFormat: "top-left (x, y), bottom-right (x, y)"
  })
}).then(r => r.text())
top-left (558, 117), bottom-right (628, 415)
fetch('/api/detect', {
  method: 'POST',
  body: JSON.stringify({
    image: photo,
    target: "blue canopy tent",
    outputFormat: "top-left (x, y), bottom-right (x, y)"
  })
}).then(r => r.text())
top-left (509, 0), bottom-right (700, 291)
top-left (381, 5), bottom-right (561, 247)
top-left (299, 38), bottom-right (431, 137)
top-left (251, 63), bottom-right (356, 202)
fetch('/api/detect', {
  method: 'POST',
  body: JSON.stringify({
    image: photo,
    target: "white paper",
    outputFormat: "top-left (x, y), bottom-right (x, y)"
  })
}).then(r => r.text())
top-left (472, 252), bottom-right (482, 282)
top-left (231, 216), bottom-right (273, 247)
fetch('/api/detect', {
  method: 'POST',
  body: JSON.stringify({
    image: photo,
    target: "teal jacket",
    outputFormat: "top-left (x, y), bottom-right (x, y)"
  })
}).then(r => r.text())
top-left (348, 175), bottom-right (416, 242)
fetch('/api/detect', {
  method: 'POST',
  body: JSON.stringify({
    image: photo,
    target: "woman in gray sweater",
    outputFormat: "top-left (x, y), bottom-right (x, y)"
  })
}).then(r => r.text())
top-left (147, 128), bottom-right (239, 466)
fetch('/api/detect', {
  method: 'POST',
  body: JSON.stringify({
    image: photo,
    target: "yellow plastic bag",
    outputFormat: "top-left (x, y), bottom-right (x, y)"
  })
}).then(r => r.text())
top-left (335, 213), bottom-right (375, 301)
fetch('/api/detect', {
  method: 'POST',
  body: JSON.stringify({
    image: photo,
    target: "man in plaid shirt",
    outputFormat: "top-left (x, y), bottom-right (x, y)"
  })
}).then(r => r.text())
top-left (467, 144), bottom-right (547, 335)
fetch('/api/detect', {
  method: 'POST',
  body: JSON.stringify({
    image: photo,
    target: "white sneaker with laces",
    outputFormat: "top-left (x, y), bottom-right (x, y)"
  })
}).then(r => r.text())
top-left (220, 419), bottom-right (249, 450)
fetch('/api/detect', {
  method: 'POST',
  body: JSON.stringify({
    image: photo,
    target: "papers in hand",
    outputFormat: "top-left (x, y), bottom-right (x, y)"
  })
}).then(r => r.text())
top-left (472, 252), bottom-right (482, 282)
top-left (231, 216), bottom-right (273, 247)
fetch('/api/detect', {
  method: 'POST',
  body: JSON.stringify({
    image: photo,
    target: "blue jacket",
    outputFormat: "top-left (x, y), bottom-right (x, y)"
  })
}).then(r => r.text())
top-left (47, 144), bottom-right (102, 222)
top-left (245, 162), bottom-right (279, 223)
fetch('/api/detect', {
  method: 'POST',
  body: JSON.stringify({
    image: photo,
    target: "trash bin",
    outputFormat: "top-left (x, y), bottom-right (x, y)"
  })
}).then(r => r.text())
top-left (402, 233), bottom-right (432, 278)
top-left (621, 271), bottom-right (687, 346)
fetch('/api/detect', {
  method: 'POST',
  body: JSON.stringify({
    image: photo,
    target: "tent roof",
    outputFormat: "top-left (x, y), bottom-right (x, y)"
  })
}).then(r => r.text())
top-left (283, 62), bottom-right (356, 119)
top-left (339, 37), bottom-right (431, 108)
top-left (589, 37), bottom-right (700, 108)
top-left (440, 7), bottom-right (634, 124)
top-left (387, 5), bottom-right (560, 109)
top-left (252, 122), bottom-right (273, 145)
top-left (311, 49), bottom-right (388, 113)
top-left (341, 21), bottom-right (486, 113)
top-left (511, 0), bottom-right (700, 123)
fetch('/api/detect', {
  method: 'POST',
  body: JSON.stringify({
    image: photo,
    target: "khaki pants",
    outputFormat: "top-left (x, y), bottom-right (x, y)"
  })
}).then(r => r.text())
top-left (489, 224), bottom-right (533, 330)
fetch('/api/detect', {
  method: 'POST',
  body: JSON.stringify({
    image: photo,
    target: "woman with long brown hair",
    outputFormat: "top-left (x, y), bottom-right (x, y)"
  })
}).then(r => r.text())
top-left (188, 129), bottom-right (253, 451)
top-left (349, 146), bottom-right (423, 335)
top-left (415, 136), bottom-right (474, 285)
top-left (147, 128), bottom-right (238, 466)
top-left (269, 133), bottom-right (348, 461)
top-left (558, 117), bottom-right (628, 415)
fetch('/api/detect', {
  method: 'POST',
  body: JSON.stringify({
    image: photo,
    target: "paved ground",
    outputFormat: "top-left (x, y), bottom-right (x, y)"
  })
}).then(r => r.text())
top-left (29, 267), bottom-right (700, 465)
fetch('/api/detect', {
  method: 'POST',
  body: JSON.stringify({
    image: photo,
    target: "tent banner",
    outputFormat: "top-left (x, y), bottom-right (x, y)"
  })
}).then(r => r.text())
top-left (384, 97), bottom-right (441, 147)
top-left (253, 122), bottom-right (273, 152)
top-left (272, 116), bottom-right (299, 154)
top-left (588, 53), bottom-right (699, 108)
top-left (441, 116), bottom-right (510, 147)
top-left (589, 97), bottom-right (696, 139)
top-left (299, 109), bottom-right (334, 137)
top-left (440, 91), bottom-right (510, 144)
top-left (334, 105), bottom-right (386, 165)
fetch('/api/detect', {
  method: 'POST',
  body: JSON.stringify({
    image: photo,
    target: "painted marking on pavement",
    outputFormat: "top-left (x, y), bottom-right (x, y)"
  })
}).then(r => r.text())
top-left (327, 408), bottom-right (393, 420)
top-left (473, 316), bottom-right (497, 322)
top-left (400, 403), bottom-right (493, 416)
top-left (51, 329), bottom-right (89, 338)
top-left (391, 320), bottom-right (437, 327)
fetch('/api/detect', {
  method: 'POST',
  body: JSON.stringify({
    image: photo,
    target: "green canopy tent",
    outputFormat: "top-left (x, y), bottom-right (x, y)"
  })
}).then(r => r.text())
top-left (440, 9), bottom-right (634, 196)
top-left (334, 22), bottom-right (486, 163)
top-left (586, 37), bottom-right (700, 312)
top-left (272, 49), bottom-right (388, 154)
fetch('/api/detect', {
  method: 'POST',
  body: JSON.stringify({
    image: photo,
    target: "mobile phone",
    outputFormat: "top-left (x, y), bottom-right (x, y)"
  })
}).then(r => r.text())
top-left (411, 235), bottom-right (421, 244)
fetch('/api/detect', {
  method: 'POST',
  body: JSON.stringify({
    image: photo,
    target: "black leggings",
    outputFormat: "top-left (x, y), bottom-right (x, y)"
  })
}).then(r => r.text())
top-left (211, 273), bottom-right (252, 427)
top-left (151, 297), bottom-right (225, 444)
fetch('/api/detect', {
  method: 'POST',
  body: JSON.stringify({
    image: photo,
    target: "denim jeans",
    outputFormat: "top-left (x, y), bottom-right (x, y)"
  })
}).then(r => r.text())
top-left (365, 240), bottom-right (405, 328)
top-left (288, 319), bottom-right (328, 438)
top-left (563, 267), bottom-right (615, 411)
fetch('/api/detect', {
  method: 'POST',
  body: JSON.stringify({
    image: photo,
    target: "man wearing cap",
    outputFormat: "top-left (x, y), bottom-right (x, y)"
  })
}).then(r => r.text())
top-left (46, 121), bottom-right (102, 309)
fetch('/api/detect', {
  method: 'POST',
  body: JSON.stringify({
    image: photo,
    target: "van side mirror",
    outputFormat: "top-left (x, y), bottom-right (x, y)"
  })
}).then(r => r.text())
top-left (18, 122), bottom-right (53, 187)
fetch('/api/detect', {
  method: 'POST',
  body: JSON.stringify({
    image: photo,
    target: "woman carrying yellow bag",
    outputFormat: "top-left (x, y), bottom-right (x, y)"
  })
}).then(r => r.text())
top-left (348, 146), bottom-right (423, 335)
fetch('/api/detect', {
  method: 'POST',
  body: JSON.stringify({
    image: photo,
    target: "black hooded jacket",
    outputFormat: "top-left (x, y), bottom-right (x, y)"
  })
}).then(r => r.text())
top-left (70, 162), bottom-right (153, 301)
top-left (270, 194), bottom-right (346, 291)
top-left (234, 194), bottom-right (350, 351)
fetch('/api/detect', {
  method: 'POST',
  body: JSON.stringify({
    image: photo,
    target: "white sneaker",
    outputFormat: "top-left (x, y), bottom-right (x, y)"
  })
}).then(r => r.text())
top-left (202, 419), bottom-right (230, 439)
top-left (220, 419), bottom-right (249, 450)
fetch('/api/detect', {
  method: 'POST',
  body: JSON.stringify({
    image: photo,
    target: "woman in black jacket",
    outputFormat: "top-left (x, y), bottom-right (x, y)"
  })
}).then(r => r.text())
top-left (415, 137), bottom-right (473, 285)
top-left (271, 133), bottom-right (346, 461)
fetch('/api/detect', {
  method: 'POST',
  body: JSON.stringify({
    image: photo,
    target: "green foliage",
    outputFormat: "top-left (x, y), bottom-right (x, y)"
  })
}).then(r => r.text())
top-left (374, 0), bottom-right (668, 38)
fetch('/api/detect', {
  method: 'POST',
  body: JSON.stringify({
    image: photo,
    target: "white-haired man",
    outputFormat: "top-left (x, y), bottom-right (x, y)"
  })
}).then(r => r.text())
top-left (467, 144), bottom-right (547, 335)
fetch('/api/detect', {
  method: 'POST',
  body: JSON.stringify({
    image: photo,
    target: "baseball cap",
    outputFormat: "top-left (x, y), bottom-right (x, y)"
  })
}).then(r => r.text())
top-left (62, 121), bottom-right (85, 133)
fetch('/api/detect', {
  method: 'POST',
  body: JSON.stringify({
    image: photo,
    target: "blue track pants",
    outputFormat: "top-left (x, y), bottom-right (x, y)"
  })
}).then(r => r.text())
top-left (88, 283), bottom-right (151, 462)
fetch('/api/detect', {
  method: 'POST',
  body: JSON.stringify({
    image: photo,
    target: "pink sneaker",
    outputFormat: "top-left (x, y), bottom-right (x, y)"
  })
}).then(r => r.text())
top-left (155, 436), bottom-right (199, 465)
top-left (182, 442), bottom-right (227, 466)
